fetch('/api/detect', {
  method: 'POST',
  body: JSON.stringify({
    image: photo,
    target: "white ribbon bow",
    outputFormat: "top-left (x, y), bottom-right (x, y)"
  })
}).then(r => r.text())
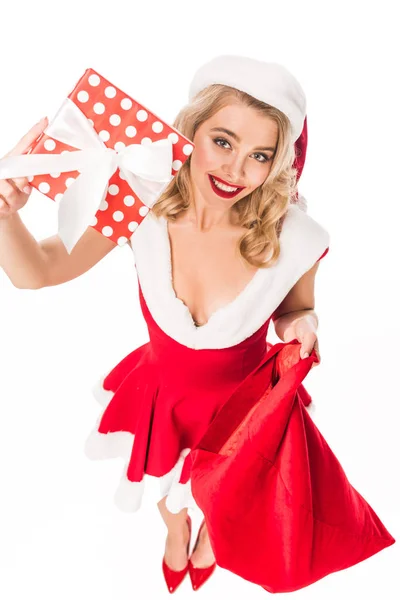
top-left (0, 98), bottom-right (174, 253)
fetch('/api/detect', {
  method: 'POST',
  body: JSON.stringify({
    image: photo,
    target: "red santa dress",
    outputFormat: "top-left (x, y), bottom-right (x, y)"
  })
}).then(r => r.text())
top-left (84, 203), bottom-right (395, 591)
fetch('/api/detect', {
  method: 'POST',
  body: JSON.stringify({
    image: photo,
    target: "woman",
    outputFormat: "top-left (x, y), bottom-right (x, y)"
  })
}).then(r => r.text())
top-left (83, 56), bottom-right (329, 592)
top-left (0, 56), bottom-right (392, 594)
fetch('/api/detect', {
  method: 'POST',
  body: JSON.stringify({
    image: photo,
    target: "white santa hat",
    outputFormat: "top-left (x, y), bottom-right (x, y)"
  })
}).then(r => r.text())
top-left (188, 54), bottom-right (307, 143)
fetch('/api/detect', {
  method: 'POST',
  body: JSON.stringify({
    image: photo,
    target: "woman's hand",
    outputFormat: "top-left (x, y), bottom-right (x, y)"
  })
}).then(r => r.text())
top-left (284, 314), bottom-right (320, 367)
top-left (0, 117), bottom-right (48, 220)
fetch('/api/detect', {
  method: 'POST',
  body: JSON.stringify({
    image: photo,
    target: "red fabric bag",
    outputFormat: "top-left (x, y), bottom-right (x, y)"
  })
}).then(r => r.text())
top-left (190, 339), bottom-right (395, 593)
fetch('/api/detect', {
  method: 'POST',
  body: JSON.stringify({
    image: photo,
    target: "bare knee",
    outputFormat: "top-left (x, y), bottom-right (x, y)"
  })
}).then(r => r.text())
top-left (157, 495), bottom-right (188, 533)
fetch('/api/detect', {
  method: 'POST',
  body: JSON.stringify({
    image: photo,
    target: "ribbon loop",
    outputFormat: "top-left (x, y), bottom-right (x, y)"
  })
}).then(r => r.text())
top-left (0, 97), bottom-right (174, 253)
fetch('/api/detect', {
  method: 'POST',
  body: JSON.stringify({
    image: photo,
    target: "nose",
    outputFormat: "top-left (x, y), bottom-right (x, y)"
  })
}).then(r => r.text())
top-left (222, 152), bottom-right (246, 184)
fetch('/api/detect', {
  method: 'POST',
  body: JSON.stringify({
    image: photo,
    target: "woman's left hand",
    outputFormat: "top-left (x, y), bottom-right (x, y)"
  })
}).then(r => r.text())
top-left (285, 315), bottom-right (320, 367)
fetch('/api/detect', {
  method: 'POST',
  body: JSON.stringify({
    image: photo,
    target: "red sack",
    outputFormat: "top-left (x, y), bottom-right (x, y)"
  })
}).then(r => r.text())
top-left (190, 340), bottom-right (395, 593)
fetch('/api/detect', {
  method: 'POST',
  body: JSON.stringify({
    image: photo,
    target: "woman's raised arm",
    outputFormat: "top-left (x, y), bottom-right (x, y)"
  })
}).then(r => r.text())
top-left (0, 118), bottom-right (118, 289)
top-left (0, 213), bottom-right (117, 289)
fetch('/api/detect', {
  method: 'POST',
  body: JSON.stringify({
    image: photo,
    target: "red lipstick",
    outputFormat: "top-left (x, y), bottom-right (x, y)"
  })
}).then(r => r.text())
top-left (208, 174), bottom-right (245, 199)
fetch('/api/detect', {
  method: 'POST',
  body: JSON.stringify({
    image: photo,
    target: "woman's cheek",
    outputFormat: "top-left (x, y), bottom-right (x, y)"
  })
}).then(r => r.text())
top-left (193, 142), bottom-right (215, 171)
top-left (202, 143), bottom-right (220, 168)
top-left (249, 164), bottom-right (271, 188)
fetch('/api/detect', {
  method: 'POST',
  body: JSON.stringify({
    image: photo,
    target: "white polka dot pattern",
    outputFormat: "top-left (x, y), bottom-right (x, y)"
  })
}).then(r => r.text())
top-left (172, 160), bottom-right (183, 170)
top-left (136, 110), bottom-right (148, 122)
top-left (121, 98), bottom-right (132, 110)
top-left (125, 126), bottom-right (137, 138)
top-left (38, 182), bottom-right (50, 194)
top-left (114, 141), bottom-right (126, 152)
top-left (168, 133), bottom-right (179, 144)
top-left (44, 139), bottom-right (56, 151)
top-left (77, 90), bottom-right (89, 103)
top-left (105, 86), bottom-right (117, 98)
top-left (113, 211), bottom-right (124, 222)
top-left (110, 114), bottom-right (121, 126)
top-left (24, 68), bottom-right (194, 248)
top-left (128, 221), bottom-right (139, 232)
top-left (88, 74), bottom-right (100, 87)
top-left (94, 103), bottom-right (106, 114)
top-left (108, 184), bottom-right (119, 196)
top-left (152, 121), bottom-right (163, 133)
top-left (183, 144), bottom-right (193, 156)
top-left (124, 195), bottom-right (135, 206)
top-left (99, 130), bottom-right (110, 142)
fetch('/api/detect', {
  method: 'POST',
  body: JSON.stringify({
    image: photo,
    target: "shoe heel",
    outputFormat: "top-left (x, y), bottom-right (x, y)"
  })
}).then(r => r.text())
top-left (188, 519), bottom-right (217, 591)
top-left (162, 514), bottom-right (192, 594)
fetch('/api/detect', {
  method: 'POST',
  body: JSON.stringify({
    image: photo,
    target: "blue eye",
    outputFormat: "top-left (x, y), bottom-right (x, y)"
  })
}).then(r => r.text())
top-left (213, 137), bottom-right (271, 163)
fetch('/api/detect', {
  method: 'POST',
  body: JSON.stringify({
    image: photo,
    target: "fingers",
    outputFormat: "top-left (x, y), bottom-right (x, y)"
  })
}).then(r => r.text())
top-left (0, 196), bottom-right (10, 212)
top-left (5, 177), bottom-right (30, 194)
top-left (0, 117), bottom-right (44, 217)
top-left (0, 178), bottom-right (31, 218)
top-left (3, 116), bottom-right (48, 158)
top-left (310, 346), bottom-right (320, 369)
top-left (0, 177), bottom-right (30, 199)
top-left (300, 331), bottom-right (317, 359)
top-left (300, 338), bottom-right (321, 366)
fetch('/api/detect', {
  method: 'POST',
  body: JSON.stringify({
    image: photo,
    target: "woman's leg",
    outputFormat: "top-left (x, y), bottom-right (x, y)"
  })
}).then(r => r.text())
top-left (157, 496), bottom-right (216, 569)
top-left (189, 519), bottom-right (216, 568)
top-left (157, 496), bottom-right (191, 570)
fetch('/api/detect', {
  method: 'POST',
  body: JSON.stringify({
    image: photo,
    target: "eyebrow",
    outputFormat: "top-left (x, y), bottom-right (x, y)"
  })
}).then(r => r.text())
top-left (210, 127), bottom-right (276, 152)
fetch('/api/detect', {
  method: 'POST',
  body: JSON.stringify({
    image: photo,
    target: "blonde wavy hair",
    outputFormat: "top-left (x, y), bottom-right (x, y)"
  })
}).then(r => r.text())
top-left (151, 84), bottom-right (300, 269)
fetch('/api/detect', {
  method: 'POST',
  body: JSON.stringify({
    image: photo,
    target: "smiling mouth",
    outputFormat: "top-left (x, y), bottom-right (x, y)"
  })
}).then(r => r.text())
top-left (208, 174), bottom-right (245, 198)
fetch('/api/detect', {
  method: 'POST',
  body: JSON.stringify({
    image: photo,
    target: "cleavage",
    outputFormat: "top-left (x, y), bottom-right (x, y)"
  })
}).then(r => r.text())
top-left (166, 220), bottom-right (258, 327)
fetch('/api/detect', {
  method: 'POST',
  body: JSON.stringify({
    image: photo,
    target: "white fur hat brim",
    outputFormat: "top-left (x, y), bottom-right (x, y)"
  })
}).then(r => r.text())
top-left (188, 54), bottom-right (307, 142)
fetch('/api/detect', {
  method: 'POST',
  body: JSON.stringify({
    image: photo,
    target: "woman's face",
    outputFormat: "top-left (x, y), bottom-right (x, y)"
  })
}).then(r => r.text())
top-left (190, 102), bottom-right (278, 210)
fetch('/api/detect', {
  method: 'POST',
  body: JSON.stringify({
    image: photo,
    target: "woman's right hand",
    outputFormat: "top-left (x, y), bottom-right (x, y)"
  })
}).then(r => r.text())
top-left (0, 116), bottom-right (49, 220)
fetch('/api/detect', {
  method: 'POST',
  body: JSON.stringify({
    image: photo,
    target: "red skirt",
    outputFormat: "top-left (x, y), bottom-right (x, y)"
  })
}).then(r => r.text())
top-left (84, 302), bottom-right (274, 514)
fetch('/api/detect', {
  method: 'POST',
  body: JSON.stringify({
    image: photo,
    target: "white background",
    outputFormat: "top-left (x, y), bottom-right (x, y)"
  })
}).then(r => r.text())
top-left (0, 0), bottom-right (399, 598)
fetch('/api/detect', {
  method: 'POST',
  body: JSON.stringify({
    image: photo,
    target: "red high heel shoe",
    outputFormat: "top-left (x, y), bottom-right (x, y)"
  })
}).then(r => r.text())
top-left (188, 519), bottom-right (217, 591)
top-left (162, 514), bottom-right (192, 594)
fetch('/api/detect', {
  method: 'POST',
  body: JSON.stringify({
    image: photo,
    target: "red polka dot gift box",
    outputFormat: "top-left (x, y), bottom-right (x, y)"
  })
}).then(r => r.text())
top-left (0, 68), bottom-right (194, 253)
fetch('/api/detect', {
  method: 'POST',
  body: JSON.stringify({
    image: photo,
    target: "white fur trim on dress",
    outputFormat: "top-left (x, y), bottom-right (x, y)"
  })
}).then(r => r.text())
top-left (91, 375), bottom-right (114, 408)
top-left (85, 380), bottom-right (196, 513)
top-left (305, 401), bottom-right (316, 415)
top-left (130, 204), bottom-right (330, 350)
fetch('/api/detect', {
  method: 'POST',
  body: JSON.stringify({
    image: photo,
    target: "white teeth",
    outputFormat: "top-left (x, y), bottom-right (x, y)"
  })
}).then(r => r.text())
top-left (211, 176), bottom-right (239, 193)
